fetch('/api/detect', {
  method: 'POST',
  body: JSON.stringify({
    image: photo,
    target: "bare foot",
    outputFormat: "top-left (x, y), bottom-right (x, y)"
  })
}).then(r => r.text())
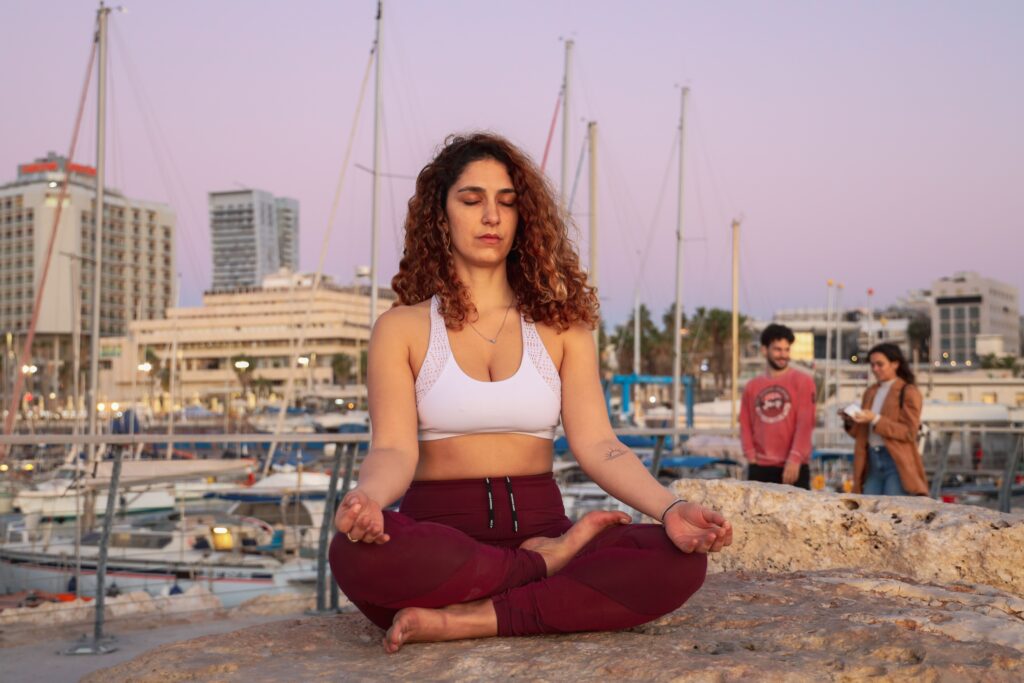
top-left (520, 510), bottom-right (630, 576)
top-left (383, 600), bottom-right (497, 653)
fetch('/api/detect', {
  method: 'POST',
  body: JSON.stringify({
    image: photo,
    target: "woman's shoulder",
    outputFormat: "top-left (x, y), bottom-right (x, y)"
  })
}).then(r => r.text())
top-left (900, 381), bottom-right (923, 400)
top-left (373, 301), bottom-right (431, 339)
top-left (533, 319), bottom-right (591, 343)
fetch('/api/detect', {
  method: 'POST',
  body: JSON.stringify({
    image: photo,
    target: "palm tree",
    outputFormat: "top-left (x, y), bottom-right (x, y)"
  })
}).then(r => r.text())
top-left (230, 354), bottom-right (256, 397)
top-left (613, 304), bottom-right (668, 375)
top-left (686, 307), bottom-right (751, 391)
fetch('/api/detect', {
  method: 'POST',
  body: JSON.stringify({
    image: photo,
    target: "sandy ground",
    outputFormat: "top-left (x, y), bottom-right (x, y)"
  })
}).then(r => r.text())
top-left (0, 603), bottom-right (344, 683)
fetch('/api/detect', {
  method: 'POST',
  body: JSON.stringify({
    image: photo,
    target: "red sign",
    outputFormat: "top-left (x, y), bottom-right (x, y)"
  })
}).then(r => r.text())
top-left (67, 163), bottom-right (96, 176)
top-left (19, 162), bottom-right (58, 174)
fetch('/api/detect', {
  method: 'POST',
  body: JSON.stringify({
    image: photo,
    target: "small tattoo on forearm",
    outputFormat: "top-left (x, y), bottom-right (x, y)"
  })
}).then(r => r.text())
top-left (605, 447), bottom-right (627, 461)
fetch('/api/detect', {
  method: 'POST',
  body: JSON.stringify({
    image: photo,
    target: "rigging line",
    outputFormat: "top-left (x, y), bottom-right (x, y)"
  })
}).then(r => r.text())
top-left (2, 39), bottom-right (97, 450)
top-left (637, 130), bottom-right (680, 274)
top-left (110, 28), bottom-right (204, 288)
top-left (385, 8), bottom-right (430, 157)
top-left (263, 43), bottom-right (376, 476)
top-left (593, 134), bottom-right (643, 276)
top-left (379, 99), bottom-right (404, 255)
top-left (539, 90), bottom-right (562, 174)
top-left (691, 99), bottom-right (734, 225)
top-left (353, 163), bottom-right (415, 180)
top-left (741, 237), bottom-right (770, 317)
top-left (112, 25), bottom-right (207, 291)
top-left (565, 130), bottom-right (588, 216)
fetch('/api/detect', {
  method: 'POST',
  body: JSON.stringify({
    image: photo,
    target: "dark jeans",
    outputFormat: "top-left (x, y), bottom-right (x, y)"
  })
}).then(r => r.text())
top-left (748, 463), bottom-right (810, 490)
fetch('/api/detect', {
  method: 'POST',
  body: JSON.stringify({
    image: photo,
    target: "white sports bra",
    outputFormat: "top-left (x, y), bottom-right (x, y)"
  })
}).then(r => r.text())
top-left (415, 296), bottom-right (562, 441)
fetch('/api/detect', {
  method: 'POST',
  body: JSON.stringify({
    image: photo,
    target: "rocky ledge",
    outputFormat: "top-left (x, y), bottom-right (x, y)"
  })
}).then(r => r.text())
top-left (86, 482), bottom-right (1024, 682)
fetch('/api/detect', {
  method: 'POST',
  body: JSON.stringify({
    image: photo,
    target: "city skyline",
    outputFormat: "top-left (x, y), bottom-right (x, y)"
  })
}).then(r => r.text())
top-left (1, 1), bottom-right (1021, 327)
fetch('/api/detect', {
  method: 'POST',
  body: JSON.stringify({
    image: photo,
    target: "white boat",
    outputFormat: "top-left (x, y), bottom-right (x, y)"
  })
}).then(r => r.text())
top-left (247, 409), bottom-right (317, 434)
top-left (0, 515), bottom-right (315, 608)
top-left (11, 460), bottom-right (253, 520)
top-left (311, 410), bottom-right (369, 432)
top-left (215, 471), bottom-right (356, 553)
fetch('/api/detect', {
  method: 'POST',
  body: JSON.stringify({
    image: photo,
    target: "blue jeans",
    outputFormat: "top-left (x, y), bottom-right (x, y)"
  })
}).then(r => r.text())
top-left (862, 445), bottom-right (907, 496)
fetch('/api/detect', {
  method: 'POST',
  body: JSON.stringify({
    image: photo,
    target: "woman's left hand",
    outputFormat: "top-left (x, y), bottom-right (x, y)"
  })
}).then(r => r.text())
top-left (853, 409), bottom-right (876, 424)
top-left (663, 502), bottom-right (733, 554)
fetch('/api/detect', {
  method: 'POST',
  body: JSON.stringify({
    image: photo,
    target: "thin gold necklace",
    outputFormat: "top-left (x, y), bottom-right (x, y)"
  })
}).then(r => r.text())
top-left (467, 303), bottom-right (515, 344)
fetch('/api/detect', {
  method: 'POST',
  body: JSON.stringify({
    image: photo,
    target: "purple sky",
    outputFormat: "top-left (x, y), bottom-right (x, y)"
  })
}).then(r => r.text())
top-left (2, 1), bottom-right (1022, 328)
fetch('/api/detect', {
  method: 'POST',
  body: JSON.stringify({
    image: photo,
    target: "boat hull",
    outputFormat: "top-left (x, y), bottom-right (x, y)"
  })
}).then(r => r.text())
top-left (0, 546), bottom-right (316, 608)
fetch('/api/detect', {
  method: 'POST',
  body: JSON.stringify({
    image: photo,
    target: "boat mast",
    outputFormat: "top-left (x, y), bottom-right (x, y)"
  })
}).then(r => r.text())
top-left (671, 87), bottom-right (688, 447)
top-left (824, 280), bottom-right (835, 446)
top-left (834, 282), bottom-right (844, 433)
top-left (561, 39), bottom-right (573, 211)
top-left (165, 272), bottom-right (181, 458)
top-left (369, 0), bottom-right (383, 324)
top-left (87, 2), bottom-right (110, 467)
top-left (588, 121), bottom-right (598, 348)
top-left (731, 218), bottom-right (741, 429)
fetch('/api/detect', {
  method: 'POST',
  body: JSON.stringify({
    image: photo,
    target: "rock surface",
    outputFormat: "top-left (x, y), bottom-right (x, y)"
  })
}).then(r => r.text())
top-left (85, 482), bottom-right (1024, 681)
top-left (670, 479), bottom-right (1024, 597)
top-left (83, 569), bottom-right (1024, 682)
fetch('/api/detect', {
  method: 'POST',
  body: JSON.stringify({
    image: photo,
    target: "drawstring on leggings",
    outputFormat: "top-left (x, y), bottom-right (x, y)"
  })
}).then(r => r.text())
top-left (484, 476), bottom-right (519, 533)
top-left (485, 477), bottom-right (495, 529)
top-left (505, 476), bottom-right (519, 533)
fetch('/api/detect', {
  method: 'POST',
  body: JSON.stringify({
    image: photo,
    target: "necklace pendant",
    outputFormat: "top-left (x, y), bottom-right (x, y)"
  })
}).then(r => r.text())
top-left (487, 338), bottom-right (497, 344)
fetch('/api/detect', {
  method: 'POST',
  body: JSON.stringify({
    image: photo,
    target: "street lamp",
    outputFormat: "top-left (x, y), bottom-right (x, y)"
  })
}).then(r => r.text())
top-left (137, 361), bottom-right (153, 414)
top-left (20, 364), bottom-right (38, 416)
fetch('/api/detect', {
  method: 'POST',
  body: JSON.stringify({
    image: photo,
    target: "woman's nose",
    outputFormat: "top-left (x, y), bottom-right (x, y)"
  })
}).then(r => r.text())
top-left (481, 200), bottom-right (500, 225)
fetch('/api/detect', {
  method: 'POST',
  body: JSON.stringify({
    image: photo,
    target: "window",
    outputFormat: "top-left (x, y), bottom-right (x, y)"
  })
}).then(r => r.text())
top-left (947, 392), bottom-right (963, 402)
top-left (1016, 393), bottom-right (1024, 408)
top-left (981, 393), bottom-right (997, 405)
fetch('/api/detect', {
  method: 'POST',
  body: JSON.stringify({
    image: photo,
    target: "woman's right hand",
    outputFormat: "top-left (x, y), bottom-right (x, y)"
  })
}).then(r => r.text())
top-left (334, 488), bottom-right (390, 544)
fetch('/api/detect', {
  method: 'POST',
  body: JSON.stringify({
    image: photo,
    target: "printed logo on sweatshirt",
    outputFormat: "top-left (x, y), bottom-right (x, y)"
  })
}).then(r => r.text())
top-left (755, 385), bottom-right (791, 424)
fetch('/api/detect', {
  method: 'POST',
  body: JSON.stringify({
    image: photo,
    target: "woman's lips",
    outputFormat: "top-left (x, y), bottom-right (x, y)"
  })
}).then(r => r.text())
top-left (478, 235), bottom-right (501, 245)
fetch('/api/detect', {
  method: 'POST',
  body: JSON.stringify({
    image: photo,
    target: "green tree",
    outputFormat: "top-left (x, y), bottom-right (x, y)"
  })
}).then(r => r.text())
top-left (332, 353), bottom-right (355, 385)
top-left (612, 304), bottom-right (667, 375)
top-left (907, 315), bottom-right (931, 362)
top-left (686, 307), bottom-right (752, 390)
top-left (980, 354), bottom-right (1017, 372)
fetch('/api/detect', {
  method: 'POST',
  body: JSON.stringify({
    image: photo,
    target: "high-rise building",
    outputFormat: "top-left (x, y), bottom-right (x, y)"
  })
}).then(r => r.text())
top-left (931, 272), bottom-right (1020, 363)
top-left (0, 152), bottom-right (175, 406)
top-left (275, 197), bottom-right (299, 272)
top-left (209, 189), bottom-right (299, 291)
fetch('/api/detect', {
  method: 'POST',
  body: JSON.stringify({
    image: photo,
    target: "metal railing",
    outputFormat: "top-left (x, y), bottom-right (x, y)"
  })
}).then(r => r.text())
top-left (1, 422), bottom-right (1021, 653)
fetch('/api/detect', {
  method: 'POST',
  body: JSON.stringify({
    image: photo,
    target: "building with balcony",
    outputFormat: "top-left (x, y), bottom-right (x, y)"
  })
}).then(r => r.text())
top-left (931, 272), bottom-right (1020, 364)
top-left (0, 152), bottom-right (175, 410)
top-left (98, 270), bottom-right (393, 410)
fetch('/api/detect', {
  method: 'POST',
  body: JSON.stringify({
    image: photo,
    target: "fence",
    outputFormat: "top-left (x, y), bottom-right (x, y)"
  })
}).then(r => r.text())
top-left (0, 423), bottom-right (1021, 653)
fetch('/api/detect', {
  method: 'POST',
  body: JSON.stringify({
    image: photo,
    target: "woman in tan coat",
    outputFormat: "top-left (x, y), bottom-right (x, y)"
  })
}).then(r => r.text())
top-left (842, 343), bottom-right (929, 496)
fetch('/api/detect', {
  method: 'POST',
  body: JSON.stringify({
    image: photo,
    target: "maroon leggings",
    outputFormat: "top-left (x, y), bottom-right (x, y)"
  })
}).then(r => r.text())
top-left (329, 472), bottom-right (707, 636)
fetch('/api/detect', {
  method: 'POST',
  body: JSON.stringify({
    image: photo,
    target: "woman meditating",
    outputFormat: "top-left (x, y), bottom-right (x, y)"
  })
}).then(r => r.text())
top-left (330, 132), bottom-right (732, 653)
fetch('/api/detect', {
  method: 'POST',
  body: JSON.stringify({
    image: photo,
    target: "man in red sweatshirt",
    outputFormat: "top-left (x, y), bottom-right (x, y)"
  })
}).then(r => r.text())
top-left (739, 323), bottom-right (816, 489)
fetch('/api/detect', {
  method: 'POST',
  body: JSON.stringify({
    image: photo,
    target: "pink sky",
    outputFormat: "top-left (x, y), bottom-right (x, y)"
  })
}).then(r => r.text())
top-left (2, 1), bottom-right (1021, 327)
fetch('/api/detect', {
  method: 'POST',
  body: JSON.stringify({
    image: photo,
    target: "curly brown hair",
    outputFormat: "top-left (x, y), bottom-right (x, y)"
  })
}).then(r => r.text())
top-left (391, 132), bottom-right (599, 332)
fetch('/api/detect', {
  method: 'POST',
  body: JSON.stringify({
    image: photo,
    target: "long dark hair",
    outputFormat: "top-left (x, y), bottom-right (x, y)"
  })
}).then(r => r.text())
top-left (868, 343), bottom-right (915, 385)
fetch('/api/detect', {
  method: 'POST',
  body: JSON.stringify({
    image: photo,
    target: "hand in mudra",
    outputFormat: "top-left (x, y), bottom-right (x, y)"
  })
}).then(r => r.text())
top-left (334, 488), bottom-right (390, 544)
top-left (663, 502), bottom-right (732, 554)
